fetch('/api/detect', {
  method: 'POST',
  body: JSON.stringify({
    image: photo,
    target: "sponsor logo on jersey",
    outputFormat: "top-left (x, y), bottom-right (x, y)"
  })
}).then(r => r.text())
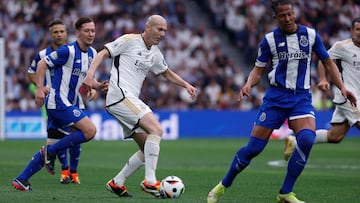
top-left (278, 50), bottom-right (309, 60)
top-left (72, 68), bottom-right (86, 77)
top-left (278, 42), bottom-right (286, 47)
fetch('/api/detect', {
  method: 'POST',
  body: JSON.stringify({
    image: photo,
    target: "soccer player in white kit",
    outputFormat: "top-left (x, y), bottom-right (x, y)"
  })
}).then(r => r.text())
top-left (284, 17), bottom-right (360, 153)
top-left (82, 14), bottom-right (197, 198)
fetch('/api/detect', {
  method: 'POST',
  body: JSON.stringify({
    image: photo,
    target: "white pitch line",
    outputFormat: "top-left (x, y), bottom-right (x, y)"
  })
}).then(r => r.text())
top-left (267, 160), bottom-right (360, 170)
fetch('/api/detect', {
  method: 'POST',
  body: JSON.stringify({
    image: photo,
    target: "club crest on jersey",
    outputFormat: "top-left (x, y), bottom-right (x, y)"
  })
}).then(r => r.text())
top-left (259, 112), bottom-right (266, 122)
top-left (73, 109), bottom-right (81, 117)
top-left (299, 35), bottom-right (308, 47)
top-left (50, 51), bottom-right (58, 60)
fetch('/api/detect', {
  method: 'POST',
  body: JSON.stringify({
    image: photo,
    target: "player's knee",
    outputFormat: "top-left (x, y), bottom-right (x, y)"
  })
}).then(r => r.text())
top-left (297, 129), bottom-right (315, 146)
top-left (89, 127), bottom-right (97, 139)
top-left (83, 124), bottom-right (96, 140)
top-left (148, 124), bottom-right (163, 137)
top-left (155, 127), bottom-right (163, 137)
top-left (243, 136), bottom-right (268, 159)
top-left (296, 129), bottom-right (315, 157)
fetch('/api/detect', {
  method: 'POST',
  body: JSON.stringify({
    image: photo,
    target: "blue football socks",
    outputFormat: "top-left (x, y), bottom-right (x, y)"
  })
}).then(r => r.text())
top-left (48, 130), bottom-right (87, 155)
top-left (280, 129), bottom-right (315, 194)
top-left (17, 149), bottom-right (44, 181)
top-left (57, 148), bottom-right (69, 170)
top-left (69, 144), bottom-right (81, 172)
top-left (222, 136), bottom-right (267, 187)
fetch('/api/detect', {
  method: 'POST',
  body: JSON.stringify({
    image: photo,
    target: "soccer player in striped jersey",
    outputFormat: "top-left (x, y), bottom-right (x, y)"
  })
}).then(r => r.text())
top-left (34, 17), bottom-right (107, 182)
top-left (284, 17), bottom-right (360, 159)
top-left (12, 19), bottom-right (82, 191)
top-left (82, 14), bottom-right (197, 198)
top-left (28, 19), bottom-right (81, 185)
top-left (207, 1), bottom-right (357, 203)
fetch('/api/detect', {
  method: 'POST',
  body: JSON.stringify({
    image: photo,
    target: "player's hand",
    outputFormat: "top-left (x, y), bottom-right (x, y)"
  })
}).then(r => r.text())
top-left (341, 89), bottom-right (357, 107)
top-left (317, 79), bottom-right (330, 91)
top-left (99, 80), bottom-right (109, 93)
top-left (35, 86), bottom-right (47, 107)
top-left (238, 83), bottom-right (251, 101)
top-left (87, 89), bottom-right (98, 101)
top-left (82, 73), bottom-right (94, 89)
top-left (186, 84), bottom-right (197, 100)
top-left (45, 87), bottom-right (50, 95)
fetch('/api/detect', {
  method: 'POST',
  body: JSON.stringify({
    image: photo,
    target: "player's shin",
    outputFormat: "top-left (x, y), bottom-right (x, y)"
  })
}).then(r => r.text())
top-left (48, 131), bottom-right (87, 154)
top-left (114, 150), bottom-right (145, 185)
top-left (280, 129), bottom-right (315, 194)
top-left (314, 129), bottom-right (328, 144)
top-left (222, 136), bottom-right (267, 187)
top-left (144, 134), bottom-right (161, 184)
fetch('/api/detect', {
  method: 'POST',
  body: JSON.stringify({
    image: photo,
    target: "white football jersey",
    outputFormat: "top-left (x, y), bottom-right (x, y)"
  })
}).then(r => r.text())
top-left (328, 39), bottom-right (360, 106)
top-left (104, 34), bottom-right (168, 106)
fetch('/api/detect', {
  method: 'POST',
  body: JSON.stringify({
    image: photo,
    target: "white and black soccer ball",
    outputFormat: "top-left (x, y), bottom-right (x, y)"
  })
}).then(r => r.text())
top-left (160, 175), bottom-right (185, 198)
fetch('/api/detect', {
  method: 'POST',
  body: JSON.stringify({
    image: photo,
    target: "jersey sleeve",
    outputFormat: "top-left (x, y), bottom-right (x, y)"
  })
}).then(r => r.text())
top-left (255, 36), bottom-right (271, 68)
top-left (327, 41), bottom-right (344, 60)
top-left (44, 45), bottom-right (69, 68)
top-left (312, 32), bottom-right (329, 61)
top-left (151, 47), bottom-right (168, 75)
top-left (104, 35), bottom-right (131, 58)
top-left (28, 53), bottom-right (41, 74)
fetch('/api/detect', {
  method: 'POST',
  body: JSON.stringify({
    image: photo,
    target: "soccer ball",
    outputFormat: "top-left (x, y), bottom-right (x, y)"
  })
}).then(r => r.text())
top-left (160, 175), bottom-right (185, 198)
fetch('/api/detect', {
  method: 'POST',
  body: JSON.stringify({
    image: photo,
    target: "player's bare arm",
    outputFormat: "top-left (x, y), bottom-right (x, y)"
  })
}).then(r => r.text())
top-left (161, 69), bottom-right (197, 98)
top-left (239, 66), bottom-right (264, 101)
top-left (35, 59), bottom-right (48, 107)
top-left (83, 48), bottom-right (110, 89)
top-left (28, 72), bottom-right (37, 84)
top-left (28, 71), bottom-right (51, 95)
top-left (316, 61), bottom-right (330, 91)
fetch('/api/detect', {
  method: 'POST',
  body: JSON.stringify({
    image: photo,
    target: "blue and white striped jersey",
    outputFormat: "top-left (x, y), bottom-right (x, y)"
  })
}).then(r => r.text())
top-left (255, 25), bottom-right (329, 90)
top-left (28, 47), bottom-right (54, 87)
top-left (43, 41), bottom-right (97, 110)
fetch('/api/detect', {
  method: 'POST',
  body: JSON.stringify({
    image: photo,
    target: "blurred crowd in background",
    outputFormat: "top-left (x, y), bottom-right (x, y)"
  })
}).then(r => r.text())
top-left (1, 0), bottom-right (358, 112)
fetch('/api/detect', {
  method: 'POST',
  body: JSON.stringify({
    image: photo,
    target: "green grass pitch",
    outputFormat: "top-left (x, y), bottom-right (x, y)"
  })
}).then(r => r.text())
top-left (1, 138), bottom-right (359, 203)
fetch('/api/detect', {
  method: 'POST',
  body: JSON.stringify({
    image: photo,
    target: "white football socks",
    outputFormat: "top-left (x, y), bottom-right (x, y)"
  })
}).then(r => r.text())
top-left (144, 134), bottom-right (161, 184)
top-left (314, 129), bottom-right (328, 144)
top-left (114, 150), bottom-right (144, 186)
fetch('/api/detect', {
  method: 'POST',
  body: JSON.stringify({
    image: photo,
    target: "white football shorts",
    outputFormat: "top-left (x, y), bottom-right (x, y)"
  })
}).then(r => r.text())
top-left (106, 94), bottom-right (152, 138)
top-left (331, 100), bottom-right (360, 126)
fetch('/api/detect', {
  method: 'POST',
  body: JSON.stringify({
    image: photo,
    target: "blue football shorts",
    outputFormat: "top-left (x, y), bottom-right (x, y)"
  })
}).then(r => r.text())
top-left (47, 106), bottom-right (87, 130)
top-left (255, 87), bottom-right (315, 129)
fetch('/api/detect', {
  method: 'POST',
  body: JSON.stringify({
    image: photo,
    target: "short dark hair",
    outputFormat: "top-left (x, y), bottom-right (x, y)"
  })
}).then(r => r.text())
top-left (48, 18), bottom-right (65, 29)
top-left (271, 0), bottom-right (293, 14)
top-left (351, 17), bottom-right (360, 29)
top-left (74, 17), bottom-right (93, 30)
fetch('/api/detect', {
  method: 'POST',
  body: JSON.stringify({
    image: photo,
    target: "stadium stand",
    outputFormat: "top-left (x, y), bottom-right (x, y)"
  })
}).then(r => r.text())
top-left (1, 0), bottom-right (358, 111)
